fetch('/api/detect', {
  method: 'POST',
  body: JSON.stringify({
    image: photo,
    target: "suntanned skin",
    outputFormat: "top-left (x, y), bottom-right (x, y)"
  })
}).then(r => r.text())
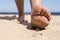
top-left (15, 0), bottom-right (24, 23)
top-left (15, 0), bottom-right (51, 28)
top-left (30, 0), bottom-right (51, 21)
top-left (30, 0), bottom-right (51, 28)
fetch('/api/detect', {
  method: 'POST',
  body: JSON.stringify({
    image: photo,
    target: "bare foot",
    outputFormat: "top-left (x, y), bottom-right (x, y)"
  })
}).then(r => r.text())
top-left (32, 5), bottom-right (51, 21)
top-left (31, 16), bottom-right (49, 28)
top-left (31, 5), bottom-right (52, 28)
top-left (17, 16), bottom-right (24, 24)
top-left (40, 7), bottom-right (51, 21)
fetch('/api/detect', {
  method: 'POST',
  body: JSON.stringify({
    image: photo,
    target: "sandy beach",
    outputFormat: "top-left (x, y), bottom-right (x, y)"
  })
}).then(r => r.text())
top-left (0, 14), bottom-right (60, 40)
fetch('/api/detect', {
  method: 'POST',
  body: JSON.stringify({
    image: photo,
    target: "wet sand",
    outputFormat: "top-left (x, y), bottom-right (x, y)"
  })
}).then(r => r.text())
top-left (0, 14), bottom-right (60, 40)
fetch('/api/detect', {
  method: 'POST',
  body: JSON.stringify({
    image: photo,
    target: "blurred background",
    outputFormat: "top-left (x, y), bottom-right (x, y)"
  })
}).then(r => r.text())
top-left (0, 0), bottom-right (60, 13)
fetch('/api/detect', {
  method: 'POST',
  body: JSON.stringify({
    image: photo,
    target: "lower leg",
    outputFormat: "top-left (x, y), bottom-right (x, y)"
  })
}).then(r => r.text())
top-left (15, 0), bottom-right (24, 23)
top-left (30, 0), bottom-right (41, 8)
top-left (30, 0), bottom-right (42, 16)
top-left (15, 0), bottom-right (24, 17)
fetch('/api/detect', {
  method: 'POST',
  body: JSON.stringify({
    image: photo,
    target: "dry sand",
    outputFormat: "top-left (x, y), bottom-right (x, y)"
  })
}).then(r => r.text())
top-left (0, 14), bottom-right (60, 40)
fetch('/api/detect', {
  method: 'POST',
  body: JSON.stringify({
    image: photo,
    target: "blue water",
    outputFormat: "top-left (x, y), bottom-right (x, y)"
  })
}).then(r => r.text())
top-left (0, 12), bottom-right (60, 16)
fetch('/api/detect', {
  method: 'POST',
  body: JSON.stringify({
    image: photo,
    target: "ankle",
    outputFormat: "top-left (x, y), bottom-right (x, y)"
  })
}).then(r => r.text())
top-left (18, 12), bottom-right (24, 17)
top-left (34, 5), bottom-right (41, 11)
top-left (31, 5), bottom-right (41, 16)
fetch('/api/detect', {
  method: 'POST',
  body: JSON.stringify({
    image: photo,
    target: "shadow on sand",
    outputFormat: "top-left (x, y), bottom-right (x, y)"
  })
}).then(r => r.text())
top-left (0, 15), bottom-right (17, 20)
top-left (22, 20), bottom-right (46, 31)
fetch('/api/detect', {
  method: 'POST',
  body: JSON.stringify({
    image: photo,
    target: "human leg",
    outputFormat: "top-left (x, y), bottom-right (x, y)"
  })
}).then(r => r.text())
top-left (30, 0), bottom-right (51, 28)
top-left (15, 0), bottom-right (24, 23)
